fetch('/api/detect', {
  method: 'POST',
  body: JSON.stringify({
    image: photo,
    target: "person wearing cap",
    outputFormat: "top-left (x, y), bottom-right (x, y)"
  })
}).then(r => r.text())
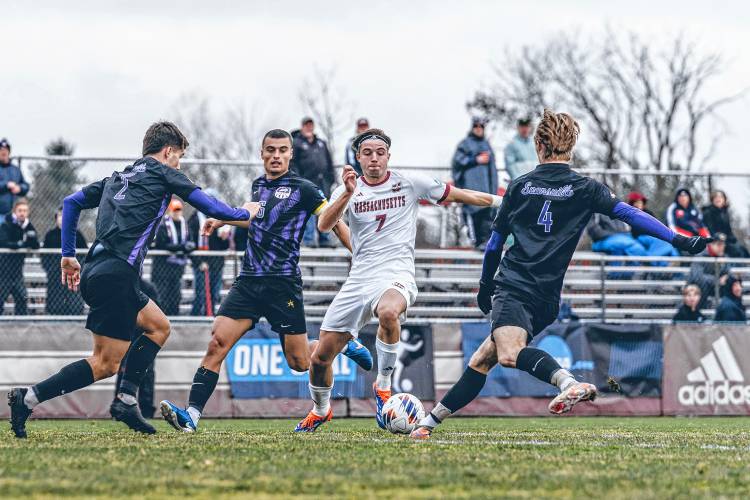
top-left (0, 199), bottom-right (39, 315)
top-left (451, 117), bottom-right (498, 248)
top-left (687, 232), bottom-right (731, 309)
top-left (627, 191), bottom-right (679, 264)
top-left (290, 117), bottom-right (336, 247)
top-left (345, 118), bottom-right (370, 176)
top-left (666, 187), bottom-right (710, 240)
top-left (150, 199), bottom-right (195, 315)
top-left (0, 138), bottom-right (30, 217)
top-left (503, 118), bottom-right (537, 180)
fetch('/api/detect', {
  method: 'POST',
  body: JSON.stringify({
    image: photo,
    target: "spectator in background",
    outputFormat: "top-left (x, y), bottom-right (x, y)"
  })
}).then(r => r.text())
top-left (587, 212), bottom-right (647, 258)
top-left (673, 284), bottom-right (705, 323)
top-left (714, 275), bottom-right (746, 323)
top-left (666, 188), bottom-right (710, 241)
top-left (291, 117), bottom-right (335, 247)
top-left (0, 138), bottom-right (30, 217)
top-left (188, 191), bottom-right (231, 316)
top-left (451, 117), bottom-right (498, 249)
top-left (688, 233), bottom-right (730, 309)
top-left (627, 191), bottom-right (679, 263)
top-left (503, 117), bottom-right (537, 180)
top-left (42, 208), bottom-right (88, 315)
top-left (345, 118), bottom-right (369, 176)
top-left (151, 199), bottom-right (194, 315)
top-left (0, 199), bottom-right (39, 315)
top-left (702, 190), bottom-right (749, 258)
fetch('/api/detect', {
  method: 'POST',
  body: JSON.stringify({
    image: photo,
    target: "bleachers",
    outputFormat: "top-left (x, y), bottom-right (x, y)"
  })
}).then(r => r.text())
top-left (3, 248), bottom-right (749, 323)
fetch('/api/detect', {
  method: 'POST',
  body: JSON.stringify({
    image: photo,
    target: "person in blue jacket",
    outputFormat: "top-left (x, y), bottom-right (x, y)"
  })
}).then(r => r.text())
top-left (714, 275), bottom-right (746, 323)
top-left (0, 139), bottom-right (30, 217)
top-left (452, 117), bottom-right (498, 249)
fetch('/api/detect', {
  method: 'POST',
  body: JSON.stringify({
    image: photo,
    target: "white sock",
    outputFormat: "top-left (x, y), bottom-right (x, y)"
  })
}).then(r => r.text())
top-left (309, 384), bottom-right (332, 417)
top-left (117, 393), bottom-right (138, 406)
top-left (187, 406), bottom-right (201, 425)
top-left (551, 369), bottom-right (577, 392)
top-left (419, 403), bottom-right (451, 429)
top-left (24, 387), bottom-right (39, 409)
top-left (375, 338), bottom-right (399, 390)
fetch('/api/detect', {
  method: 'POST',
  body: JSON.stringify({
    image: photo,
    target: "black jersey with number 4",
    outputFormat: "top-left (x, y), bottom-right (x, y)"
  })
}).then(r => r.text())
top-left (78, 157), bottom-right (198, 269)
top-left (492, 163), bottom-right (619, 302)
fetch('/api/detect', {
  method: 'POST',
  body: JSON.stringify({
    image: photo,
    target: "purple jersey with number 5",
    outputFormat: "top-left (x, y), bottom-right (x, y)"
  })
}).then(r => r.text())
top-left (492, 162), bottom-right (619, 302)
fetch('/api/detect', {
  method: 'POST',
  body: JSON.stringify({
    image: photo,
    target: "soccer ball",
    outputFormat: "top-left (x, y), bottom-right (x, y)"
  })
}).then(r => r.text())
top-left (381, 393), bottom-right (425, 434)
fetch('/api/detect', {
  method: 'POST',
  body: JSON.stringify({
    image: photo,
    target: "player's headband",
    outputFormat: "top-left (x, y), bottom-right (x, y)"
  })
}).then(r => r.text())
top-left (352, 133), bottom-right (391, 152)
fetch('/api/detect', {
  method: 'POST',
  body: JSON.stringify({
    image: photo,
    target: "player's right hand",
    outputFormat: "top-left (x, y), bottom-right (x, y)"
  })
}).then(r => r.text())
top-left (61, 257), bottom-right (81, 292)
top-left (672, 234), bottom-right (713, 255)
top-left (243, 201), bottom-right (261, 219)
top-left (202, 218), bottom-right (224, 236)
top-left (342, 165), bottom-right (357, 193)
top-left (477, 280), bottom-right (494, 315)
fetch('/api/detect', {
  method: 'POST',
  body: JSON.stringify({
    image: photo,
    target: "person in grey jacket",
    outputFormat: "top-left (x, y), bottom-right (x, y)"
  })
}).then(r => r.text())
top-left (688, 234), bottom-right (730, 309)
top-left (451, 118), bottom-right (498, 248)
top-left (344, 118), bottom-right (369, 176)
top-left (0, 139), bottom-right (30, 217)
top-left (503, 118), bottom-right (537, 180)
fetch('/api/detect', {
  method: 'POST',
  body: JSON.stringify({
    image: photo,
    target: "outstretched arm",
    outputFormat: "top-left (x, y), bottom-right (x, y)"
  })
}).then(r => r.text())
top-left (319, 165), bottom-right (357, 232)
top-left (186, 188), bottom-right (252, 221)
top-left (477, 231), bottom-right (506, 314)
top-left (443, 186), bottom-right (502, 208)
top-left (612, 202), bottom-right (711, 254)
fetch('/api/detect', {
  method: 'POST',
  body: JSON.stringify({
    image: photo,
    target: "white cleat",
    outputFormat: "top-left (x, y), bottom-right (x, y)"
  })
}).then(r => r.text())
top-left (548, 382), bottom-right (597, 415)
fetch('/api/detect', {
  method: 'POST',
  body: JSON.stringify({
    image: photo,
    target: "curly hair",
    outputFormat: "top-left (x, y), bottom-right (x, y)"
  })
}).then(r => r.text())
top-left (534, 109), bottom-right (580, 161)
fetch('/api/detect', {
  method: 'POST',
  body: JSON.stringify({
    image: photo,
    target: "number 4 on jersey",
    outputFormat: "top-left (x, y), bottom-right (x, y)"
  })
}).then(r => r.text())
top-left (537, 200), bottom-right (553, 233)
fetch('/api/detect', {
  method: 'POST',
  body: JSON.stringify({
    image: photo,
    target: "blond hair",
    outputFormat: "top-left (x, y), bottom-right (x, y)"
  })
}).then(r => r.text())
top-left (534, 109), bottom-right (580, 161)
top-left (682, 284), bottom-right (701, 297)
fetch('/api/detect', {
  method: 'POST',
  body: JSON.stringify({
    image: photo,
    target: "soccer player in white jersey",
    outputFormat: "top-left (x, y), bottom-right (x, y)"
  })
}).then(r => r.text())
top-left (295, 128), bottom-right (502, 432)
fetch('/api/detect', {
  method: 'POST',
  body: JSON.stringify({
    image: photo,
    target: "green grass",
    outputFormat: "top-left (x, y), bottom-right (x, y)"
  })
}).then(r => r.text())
top-left (2, 417), bottom-right (750, 499)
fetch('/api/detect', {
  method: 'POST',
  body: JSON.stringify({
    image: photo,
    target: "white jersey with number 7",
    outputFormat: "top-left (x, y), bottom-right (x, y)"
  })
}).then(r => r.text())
top-left (329, 169), bottom-right (450, 281)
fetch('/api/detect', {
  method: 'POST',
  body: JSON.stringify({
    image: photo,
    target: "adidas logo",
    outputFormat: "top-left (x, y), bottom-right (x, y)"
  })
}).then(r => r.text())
top-left (678, 336), bottom-right (750, 406)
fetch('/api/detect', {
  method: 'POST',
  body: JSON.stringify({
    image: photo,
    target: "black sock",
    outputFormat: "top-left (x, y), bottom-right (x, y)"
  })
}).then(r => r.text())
top-left (33, 359), bottom-right (95, 403)
top-left (516, 347), bottom-right (562, 385)
top-left (119, 334), bottom-right (161, 397)
top-left (441, 367), bottom-right (487, 413)
top-left (188, 367), bottom-right (219, 412)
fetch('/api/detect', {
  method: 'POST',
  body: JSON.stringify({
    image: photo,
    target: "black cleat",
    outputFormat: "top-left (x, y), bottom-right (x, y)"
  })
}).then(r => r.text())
top-left (8, 388), bottom-right (33, 438)
top-left (110, 398), bottom-right (156, 434)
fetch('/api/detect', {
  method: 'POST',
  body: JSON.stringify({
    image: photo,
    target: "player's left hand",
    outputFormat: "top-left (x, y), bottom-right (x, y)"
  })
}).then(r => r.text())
top-left (61, 257), bottom-right (81, 292)
top-left (342, 165), bottom-right (357, 193)
top-left (202, 218), bottom-right (224, 236)
top-left (477, 280), bottom-right (494, 315)
top-left (672, 234), bottom-right (713, 255)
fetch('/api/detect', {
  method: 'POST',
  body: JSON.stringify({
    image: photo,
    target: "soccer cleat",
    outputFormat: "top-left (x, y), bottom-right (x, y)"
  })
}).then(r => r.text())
top-left (410, 426), bottom-right (433, 440)
top-left (342, 339), bottom-right (373, 371)
top-left (294, 409), bottom-right (332, 433)
top-left (159, 400), bottom-right (197, 433)
top-left (8, 388), bottom-right (33, 439)
top-left (110, 398), bottom-right (156, 434)
top-left (548, 382), bottom-right (597, 415)
top-left (373, 382), bottom-right (391, 430)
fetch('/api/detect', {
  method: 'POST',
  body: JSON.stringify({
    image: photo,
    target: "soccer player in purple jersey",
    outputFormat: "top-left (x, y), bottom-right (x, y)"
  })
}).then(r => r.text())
top-left (8, 122), bottom-right (254, 437)
top-left (159, 129), bottom-right (371, 433)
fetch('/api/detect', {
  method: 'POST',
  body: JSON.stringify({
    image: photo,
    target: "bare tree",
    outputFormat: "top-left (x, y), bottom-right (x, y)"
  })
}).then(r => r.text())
top-left (298, 65), bottom-right (353, 161)
top-left (469, 30), bottom-right (744, 213)
top-left (169, 94), bottom-right (263, 204)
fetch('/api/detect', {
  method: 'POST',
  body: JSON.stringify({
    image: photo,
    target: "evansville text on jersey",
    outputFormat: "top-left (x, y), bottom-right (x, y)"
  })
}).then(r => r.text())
top-left (353, 195), bottom-right (407, 214)
top-left (520, 182), bottom-right (574, 199)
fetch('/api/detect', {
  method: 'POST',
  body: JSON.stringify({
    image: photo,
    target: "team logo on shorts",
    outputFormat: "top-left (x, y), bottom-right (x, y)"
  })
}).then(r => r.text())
top-left (275, 187), bottom-right (292, 199)
top-left (392, 282), bottom-right (405, 290)
top-left (287, 299), bottom-right (295, 308)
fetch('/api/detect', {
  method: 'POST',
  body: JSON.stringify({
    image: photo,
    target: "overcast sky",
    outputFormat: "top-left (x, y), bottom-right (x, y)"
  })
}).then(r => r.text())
top-left (2, 1), bottom-right (749, 180)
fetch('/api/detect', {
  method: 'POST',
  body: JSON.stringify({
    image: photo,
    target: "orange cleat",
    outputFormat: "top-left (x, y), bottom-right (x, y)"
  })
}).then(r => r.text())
top-left (373, 382), bottom-right (391, 430)
top-left (409, 426), bottom-right (432, 440)
top-left (294, 408), bottom-right (333, 432)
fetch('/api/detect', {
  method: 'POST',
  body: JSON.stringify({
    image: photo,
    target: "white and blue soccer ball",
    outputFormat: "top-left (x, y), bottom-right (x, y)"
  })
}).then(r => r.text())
top-left (381, 393), bottom-right (425, 434)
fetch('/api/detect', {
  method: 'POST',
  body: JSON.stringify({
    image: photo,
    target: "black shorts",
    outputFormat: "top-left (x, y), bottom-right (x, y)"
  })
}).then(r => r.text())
top-left (218, 275), bottom-right (307, 335)
top-left (79, 252), bottom-right (150, 341)
top-left (490, 287), bottom-right (560, 339)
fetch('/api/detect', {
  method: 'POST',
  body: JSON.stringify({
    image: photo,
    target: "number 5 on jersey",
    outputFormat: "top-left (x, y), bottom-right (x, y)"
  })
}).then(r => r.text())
top-left (537, 200), bottom-right (553, 233)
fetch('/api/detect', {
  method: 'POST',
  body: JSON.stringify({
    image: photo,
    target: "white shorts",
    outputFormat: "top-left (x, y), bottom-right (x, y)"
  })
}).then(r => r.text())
top-left (320, 277), bottom-right (418, 338)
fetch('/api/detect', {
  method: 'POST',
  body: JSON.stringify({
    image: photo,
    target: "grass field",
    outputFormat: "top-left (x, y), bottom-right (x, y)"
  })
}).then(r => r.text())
top-left (2, 417), bottom-right (750, 499)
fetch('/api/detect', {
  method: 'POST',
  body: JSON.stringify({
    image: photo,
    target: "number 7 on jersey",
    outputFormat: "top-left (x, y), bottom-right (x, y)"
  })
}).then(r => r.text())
top-left (537, 200), bottom-right (553, 233)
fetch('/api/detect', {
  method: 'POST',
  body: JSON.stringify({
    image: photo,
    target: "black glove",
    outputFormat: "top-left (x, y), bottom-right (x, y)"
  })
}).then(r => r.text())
top-left (672, 234), bottom-right (713, 255)
top-left (477, 279), bottom-right (495, 315)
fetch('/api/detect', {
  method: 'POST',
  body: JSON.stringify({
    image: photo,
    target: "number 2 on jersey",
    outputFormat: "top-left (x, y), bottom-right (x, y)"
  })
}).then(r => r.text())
top-left (113, 171), bottom-right (137, 200)
top-left (537, 200), bottom-right (553, 233)
top-left (375, 214), bottom-right (387, 232)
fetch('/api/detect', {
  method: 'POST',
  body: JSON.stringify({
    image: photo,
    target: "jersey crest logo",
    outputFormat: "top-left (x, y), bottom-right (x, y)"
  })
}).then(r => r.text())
top-left (133, 164), bottom-right (146, 173)
top-left (391, 182), bottom-right (402, 192)
top-left (275, 186), bottom-right (292, 199)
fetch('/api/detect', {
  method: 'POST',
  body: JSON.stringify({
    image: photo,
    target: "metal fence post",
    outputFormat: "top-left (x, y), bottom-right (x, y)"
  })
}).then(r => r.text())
top-left (600, 256), bottom-right (606, 322)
